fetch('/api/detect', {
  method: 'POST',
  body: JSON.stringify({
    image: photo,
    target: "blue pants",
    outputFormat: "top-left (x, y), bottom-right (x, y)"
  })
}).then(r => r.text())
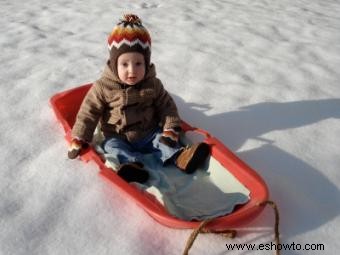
top-left (102, 129), bottom-right (182, 165)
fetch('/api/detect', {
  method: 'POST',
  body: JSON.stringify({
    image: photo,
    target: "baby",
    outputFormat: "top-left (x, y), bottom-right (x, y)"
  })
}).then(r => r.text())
top-left (68, 14), bottom-right (210, 183)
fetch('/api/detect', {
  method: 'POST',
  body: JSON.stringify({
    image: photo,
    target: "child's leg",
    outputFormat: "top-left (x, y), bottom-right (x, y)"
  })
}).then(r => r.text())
top-left (151, 132), bottom-right (182, 165)
top-left (102, 136), bottom-right (143, 164)
top-left (151, 131), bottom-right (210, 173)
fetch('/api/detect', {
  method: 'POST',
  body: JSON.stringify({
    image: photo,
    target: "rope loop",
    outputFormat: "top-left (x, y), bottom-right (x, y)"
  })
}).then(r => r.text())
top-left (183, 200), bottom-right (281, 255)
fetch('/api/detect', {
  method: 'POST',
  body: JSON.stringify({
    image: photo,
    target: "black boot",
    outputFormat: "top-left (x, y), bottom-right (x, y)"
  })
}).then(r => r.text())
top-left (117, 162), bottom-right (149, 183)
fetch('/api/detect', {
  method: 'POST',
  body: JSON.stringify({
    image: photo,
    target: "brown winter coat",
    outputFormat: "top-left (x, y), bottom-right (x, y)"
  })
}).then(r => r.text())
top-left (71, 63), bottom-right (181, 143)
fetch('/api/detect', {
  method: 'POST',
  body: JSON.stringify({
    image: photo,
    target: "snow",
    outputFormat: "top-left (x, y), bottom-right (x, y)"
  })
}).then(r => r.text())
top-left (1, 0), bottom-right (340, 254)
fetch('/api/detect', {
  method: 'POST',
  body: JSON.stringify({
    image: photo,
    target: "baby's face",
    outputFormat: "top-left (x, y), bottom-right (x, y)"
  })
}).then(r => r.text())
top-left (117, 52), bottom-right (146, 85)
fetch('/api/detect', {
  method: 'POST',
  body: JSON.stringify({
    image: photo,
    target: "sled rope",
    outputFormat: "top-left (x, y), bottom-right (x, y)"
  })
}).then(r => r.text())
top-left (182, 200), bottom-right (281, 255)
top-left (182, 219), bottom-right (236, 255)
top-left (258, 200), bottom-right (281, 255)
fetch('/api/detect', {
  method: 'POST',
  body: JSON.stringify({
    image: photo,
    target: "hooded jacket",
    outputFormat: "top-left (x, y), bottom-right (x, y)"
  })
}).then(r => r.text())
top-left (71, 63), bottom-right (181, 143)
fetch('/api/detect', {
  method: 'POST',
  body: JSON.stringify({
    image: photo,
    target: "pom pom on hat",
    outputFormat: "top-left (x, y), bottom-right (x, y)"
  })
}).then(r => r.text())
top-left (107, 14), bottom-right (152, 76)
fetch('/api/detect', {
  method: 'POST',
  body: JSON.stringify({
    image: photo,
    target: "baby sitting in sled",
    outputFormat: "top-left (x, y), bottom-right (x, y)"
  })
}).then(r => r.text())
top-left (68, 14), bottom-right (210, 183)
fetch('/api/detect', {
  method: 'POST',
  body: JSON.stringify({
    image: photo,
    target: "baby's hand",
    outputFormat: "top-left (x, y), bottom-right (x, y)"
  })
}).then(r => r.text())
top-left (67, 138), bottom-right (88, 159)
top-left (160, 128), bottom-right (181, 148)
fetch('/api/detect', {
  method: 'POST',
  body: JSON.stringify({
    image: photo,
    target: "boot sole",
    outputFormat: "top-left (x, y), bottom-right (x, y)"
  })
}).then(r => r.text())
top-left (117, 164), bottom-right (149, 183)
top-left (184, 143), bottom-right (210, 174)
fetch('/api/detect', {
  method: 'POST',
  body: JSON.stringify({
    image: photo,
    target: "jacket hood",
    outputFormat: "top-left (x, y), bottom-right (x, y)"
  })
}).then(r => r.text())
top-left (101, 61), bottom-right (157, 88)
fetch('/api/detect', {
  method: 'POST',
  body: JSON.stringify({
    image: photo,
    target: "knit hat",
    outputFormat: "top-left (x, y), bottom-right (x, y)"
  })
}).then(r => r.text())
top-left (107, 14), bottom-right (152, 76)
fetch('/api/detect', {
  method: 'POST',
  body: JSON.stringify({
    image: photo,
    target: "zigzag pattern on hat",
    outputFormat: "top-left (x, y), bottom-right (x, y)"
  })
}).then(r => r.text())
top-left (108, 14), bottom-right (151, 50)
top-left (108, 38), bottom-right (151, 50)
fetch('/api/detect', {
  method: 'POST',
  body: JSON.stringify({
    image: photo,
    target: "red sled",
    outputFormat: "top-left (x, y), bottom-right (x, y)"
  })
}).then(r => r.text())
top-left (50, 84), bottom-right (269, 231)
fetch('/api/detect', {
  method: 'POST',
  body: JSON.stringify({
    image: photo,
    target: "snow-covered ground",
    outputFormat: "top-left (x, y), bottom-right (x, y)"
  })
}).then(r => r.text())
top-left (1, 0), bottom-right (340, 254)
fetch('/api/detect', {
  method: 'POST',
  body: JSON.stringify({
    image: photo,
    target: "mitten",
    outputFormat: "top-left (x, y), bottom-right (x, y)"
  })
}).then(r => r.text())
top-left (159, 127), bottom-right (181, 148)
top-left (67, 138), bottom-right (88, 159)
